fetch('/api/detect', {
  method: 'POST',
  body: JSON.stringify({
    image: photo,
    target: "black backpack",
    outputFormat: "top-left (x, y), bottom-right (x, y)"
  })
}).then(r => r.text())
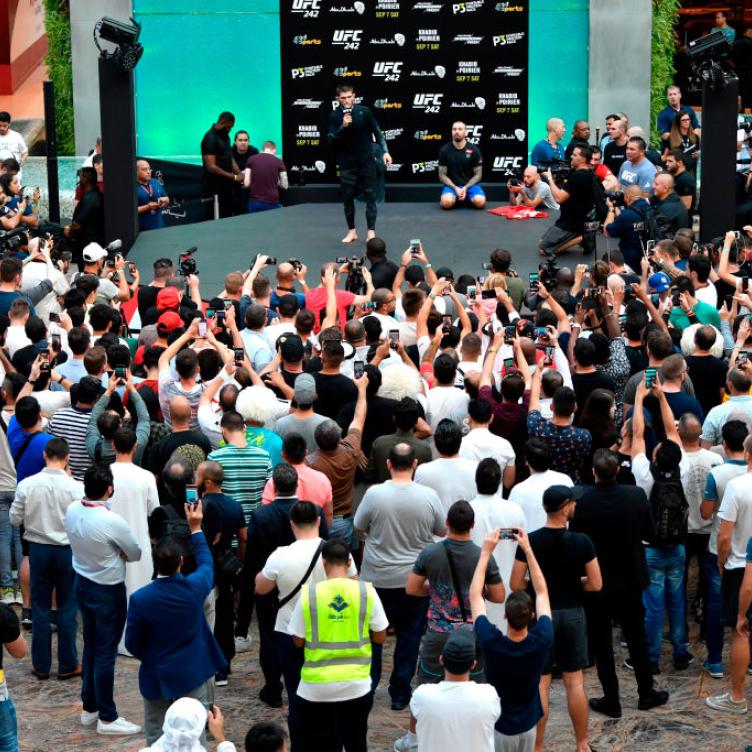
top-left (591, 172), bottom-right (609, 223)
top-left (159, 505), bottom-right (196, 574)
top-left (647, 467), bottom-right (688, 547)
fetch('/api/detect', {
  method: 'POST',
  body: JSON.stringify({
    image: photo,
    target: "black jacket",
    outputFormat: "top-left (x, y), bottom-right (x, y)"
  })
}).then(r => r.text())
top-left (653, 191), bottom-right (690, 236)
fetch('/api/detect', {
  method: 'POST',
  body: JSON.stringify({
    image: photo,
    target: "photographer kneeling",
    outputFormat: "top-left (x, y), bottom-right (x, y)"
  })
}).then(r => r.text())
top-left (539, 144), bottom-right (596, 257)
top-left (603, 185), bottom-right (650, 272)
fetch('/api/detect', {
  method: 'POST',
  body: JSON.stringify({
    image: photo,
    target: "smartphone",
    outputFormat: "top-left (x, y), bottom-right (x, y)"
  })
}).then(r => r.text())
top-left (477, 275), bottom-right (486, 285)
top-left (39, 348), bottom-right (50, 370)
top-left (482, 262), bottom-right (493, 271)
top-left (645, 367), bottom-right (657, 388)
top-left (49, 312), bottom-right (60, 323)
top-left (645, 239), bottom-right (656, 256)
top-left (442, 315), bottom-right (452, 333)
top-left (388, 329), bottom-right (399, 350)
top-left (543, 345), bottom-right (555, 366)
top-left (529, 272), bottom-right (540, 291)
top-left (498, 528), bottom-right (518, 541)
top-left (466, 285), bottom-right (477, 298)
top-left (725, 294), bottom-right (734, 308)
top-left (215, 309), bottom-right (226, 321)
top-left (503, 357), bottom-right (514, 369)
top-left (354, 359), bottom-right (365, 379)
top-left (362, 301), bottom-right (376, 312)
top-left (127, 262), bottom-right (137, 275)
top-left (739, 350), bottom-right (749, 366)
top-left (50, 334), bottom-right (61, 352)
top-left (224, 300), bottom-right (233, 310)
top-left (410, 239), bottom-right (421, 255)
top-left (481, 289), bottom-right (497, 299)
top-left (619, 314), bottom-right (627, 332)
top-left (671, 290), bottom-right (681, 307)
top-left (185, 486), bottom-right (199, 507)
top-left (198, 321), bottom-right (207, 337)
top-left (534, 327), bottom-right (548, 339)
top-left (504, 324), bottom-right (516, 345)
top-left (206, 307), bottom-right (216, 319)
top-left (233, 347), bottom-right (245, 365)
top-left (114, 366), bottom-right (127, 380)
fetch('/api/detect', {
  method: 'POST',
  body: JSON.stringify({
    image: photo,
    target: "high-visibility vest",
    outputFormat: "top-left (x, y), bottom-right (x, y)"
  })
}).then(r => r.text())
top-left (300, 577), bottom-right (375, 684)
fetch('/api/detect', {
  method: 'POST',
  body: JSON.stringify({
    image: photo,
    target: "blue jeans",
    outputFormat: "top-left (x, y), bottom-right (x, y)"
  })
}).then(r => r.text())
top-left (76, 576), bottom-right (126, 722)
top-left (705, 552), bottom-right (724, 664)
top-left (276, 631), bottom-right (304, 752)
top-left (330, 515), bottom-right (357, 551)
top-left (370, 588), bottom-right (428, 704)
top-left (0, 697), bottom-right (17, 752)
top-left (0, 494), bottom-right (21, 588)
top-left (643, 545), bottom-right (687, 664)
top-left (29, 543), bottom-right (78, 674)
top-left (248, 200), bottom-right (281, 213)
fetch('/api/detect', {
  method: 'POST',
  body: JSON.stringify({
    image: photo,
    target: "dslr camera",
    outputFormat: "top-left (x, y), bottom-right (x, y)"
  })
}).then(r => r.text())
top-left (288, 257), bottom-right (303, 272)
top-left (549, 158), bottom-right (571, 183)
top-left (178, 246), bottom-right (198, 276)
top-left (604, 190), bottom-right (625, 208)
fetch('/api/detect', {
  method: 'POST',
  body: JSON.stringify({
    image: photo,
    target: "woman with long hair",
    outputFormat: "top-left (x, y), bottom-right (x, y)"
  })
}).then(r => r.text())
top-left (662, 111), bottom-right (700, 172)
top-left (577, 388), bottom-right (618, 483)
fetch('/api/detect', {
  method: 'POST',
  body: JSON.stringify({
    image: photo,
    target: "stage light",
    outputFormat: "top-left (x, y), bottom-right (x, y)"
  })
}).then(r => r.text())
top-left (93, 16), bottom-right (144, 72)
top-left (687, 28), bottom-right (733, 92)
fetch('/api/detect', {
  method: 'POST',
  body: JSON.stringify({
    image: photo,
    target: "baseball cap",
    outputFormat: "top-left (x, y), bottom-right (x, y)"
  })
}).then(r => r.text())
top-left (648, 272), bottom-right (671, 294)
top-left (157, 287), bottom-right (180, 312)
top-left (542, 485), bottom-right (585, 513)
top-left (82, 242), bottom-right (107, 263)
top-left (294, 373), bottom-right (316, 404)
top-left (441, 629), bottom-right (476, 674)
top-left (156, 311), bottom-right (183, 335)
top-left (278, 334), bottom-right (305, 363)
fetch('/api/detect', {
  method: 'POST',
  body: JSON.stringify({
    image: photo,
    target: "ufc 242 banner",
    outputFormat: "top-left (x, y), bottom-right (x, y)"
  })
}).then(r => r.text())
top-left (280, 0), bottom-right (529, 184)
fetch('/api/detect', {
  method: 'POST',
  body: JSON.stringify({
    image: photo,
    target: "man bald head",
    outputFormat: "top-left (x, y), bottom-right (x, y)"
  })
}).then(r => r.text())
top-left (572, 120), bottom-right (591, 140)
top-left (277, 262), bottom-right (296, 286)
top-left (653, 172), bottom-right (675, 200)
top-left (169, 396), bottom-right (192, 429)
top-left (546, 118), bottom-right (566, 142)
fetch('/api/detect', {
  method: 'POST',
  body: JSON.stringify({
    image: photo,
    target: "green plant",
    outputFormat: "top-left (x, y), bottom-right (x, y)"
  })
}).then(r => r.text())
top-left (44, 0), bottom-right (74, 155)
top-left (651, 0), bottom-right (681, 146)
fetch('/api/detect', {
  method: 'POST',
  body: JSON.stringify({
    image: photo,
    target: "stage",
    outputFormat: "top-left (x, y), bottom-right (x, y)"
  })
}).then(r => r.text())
top-left (126, 201), bottom-right (603, 297)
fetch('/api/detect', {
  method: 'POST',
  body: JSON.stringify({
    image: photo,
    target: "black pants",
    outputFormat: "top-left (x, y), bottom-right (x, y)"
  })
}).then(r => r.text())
top-left (684, 531), bottom-right (709, 620)
top-left (203, 182), bottom-right (236, 219)
top-left (584, 588), bottom-right (654, 706)
top-left (214, 578), bottom-right (236, 669)
top-left (257, 593), bottom-right (283, 699)
top-left (340, 162), bottom-right (377, 231)
top-left (297, 691), bottom-right (373, 752)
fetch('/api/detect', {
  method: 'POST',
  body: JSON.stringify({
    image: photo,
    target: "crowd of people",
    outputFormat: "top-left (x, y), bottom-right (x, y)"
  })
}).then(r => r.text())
top-left (0, 79), bottom-right (751, 752)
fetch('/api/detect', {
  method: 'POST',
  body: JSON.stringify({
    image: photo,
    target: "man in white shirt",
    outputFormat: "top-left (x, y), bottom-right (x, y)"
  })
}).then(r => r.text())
top-left (460, 398), bottom-right (516, 491)
top-left (264, 294), bottom-right (298, 349)
top-left (509, 439), bottom-right (574, 533)
top-left (363, 287), bottom-right (398, 336)
top-left (256, 500), bottom-right (357, 750)
top-left (5, 299), bottom-right (30, 357)
top-left (9, 437), bottom-right (82, 680)
top-left (425, 355), bottom-right (470, 439)
top-left (406, 630), bottom-right (499, 752)
top-left (415, 419), bottom-right (477, 515)
top-left (354, 443), bottom-right (446, 710)
top-left (0, 113), bottom-right (28, 179)
top-left (706, 432), bottom-right (752, 714)
top-left (470, 458), bottom-right (526, 631)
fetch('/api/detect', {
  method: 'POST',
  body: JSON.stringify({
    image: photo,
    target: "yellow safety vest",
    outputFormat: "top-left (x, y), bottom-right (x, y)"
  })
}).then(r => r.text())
top-left (300, 577), bottom-right (374, 684)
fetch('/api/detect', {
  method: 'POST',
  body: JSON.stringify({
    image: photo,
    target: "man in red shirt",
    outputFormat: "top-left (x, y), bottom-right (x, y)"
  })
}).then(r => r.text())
top-left (305, 262), bottom-right (374, 332)
top-left (242, 141), bottom-right (288, 213)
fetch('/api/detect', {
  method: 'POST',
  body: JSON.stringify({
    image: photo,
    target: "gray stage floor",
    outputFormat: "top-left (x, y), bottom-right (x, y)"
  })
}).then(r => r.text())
top-left (127, 201), bottom-right (594, 296)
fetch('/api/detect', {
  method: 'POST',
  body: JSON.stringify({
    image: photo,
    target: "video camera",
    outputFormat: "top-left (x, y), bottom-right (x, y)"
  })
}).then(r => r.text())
top-left (604, 190), bottom-right (625, 208)
top-left (0, 228), bottom-right (28, 256)
top-left (178, 246), bottom-right (198, 276)
top-left (538, 254), bottom-right (559, 291)
top-left (549, 158), bottom-right (571, 183)
top-left (336, 255), bottom-right (366, 295)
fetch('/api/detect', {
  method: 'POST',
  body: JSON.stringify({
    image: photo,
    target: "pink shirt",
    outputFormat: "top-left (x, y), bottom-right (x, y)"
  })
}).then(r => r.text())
top-left (305, 287), bottom-right (356, 333)
top-left (262, 462), bottom-right (333, 524)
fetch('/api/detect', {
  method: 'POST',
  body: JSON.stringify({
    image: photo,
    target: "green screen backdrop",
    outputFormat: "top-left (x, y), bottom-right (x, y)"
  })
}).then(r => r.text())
top-left (133, 0), bottom-right (588, 163)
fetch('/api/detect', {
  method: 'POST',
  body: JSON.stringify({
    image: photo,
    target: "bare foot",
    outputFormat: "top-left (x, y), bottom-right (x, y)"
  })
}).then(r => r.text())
top-left (342, 230), bottom-right (358, 244)
top-left (366, 230), bottom-right (376, 241)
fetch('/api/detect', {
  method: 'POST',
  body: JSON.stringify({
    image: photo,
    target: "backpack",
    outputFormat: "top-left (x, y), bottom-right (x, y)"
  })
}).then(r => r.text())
top-left (647, 467), bottom-right (688, 547)
top-left (160, 505), bottom-right (196, 573)
top-left (591, 173), bottom-right (609, 223)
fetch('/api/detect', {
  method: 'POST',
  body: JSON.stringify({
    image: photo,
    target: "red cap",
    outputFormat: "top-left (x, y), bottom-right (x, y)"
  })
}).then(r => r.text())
top-left (156, 311), bottom-right (183, 334)
top-left (156, 287), bottom-right (180, 312)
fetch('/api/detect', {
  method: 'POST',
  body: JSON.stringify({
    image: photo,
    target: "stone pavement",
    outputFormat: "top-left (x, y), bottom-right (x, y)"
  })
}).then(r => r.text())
top-left (7, 618), bottom-right (750, 751)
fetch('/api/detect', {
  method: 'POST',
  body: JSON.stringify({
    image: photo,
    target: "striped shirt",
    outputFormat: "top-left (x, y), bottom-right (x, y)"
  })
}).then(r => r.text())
top-left (207, 444), bottom-right (272, 524)
top-left (48, 406), bottom-right (93, 481)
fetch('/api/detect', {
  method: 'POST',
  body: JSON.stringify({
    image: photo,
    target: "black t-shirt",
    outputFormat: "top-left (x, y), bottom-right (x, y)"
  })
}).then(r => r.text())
top-left (0, 603), bottom-right (20, 670)
top-left (625, 344), bottom-right (648, 376)
top-left (202, 492), bottom-right (247, 552)
top-left (145, 430), bottom-right (212, 477)
top-left (686, 355), bottom-right (727, 418)
top-left (71, 188), bottom-right (105, 252)
top-left (137, 285), bottom-right (160, 319)
top-left (515, 527), bottom-right (596, 609)
top-left (438, 141), bottom-right (483, 186)
top-left (572, 370), bottom-right (616, 414)
top-left (336, 394), bottom-right (399, 456)
top-left (673, 170), bottom-right (696, 210)
top-left (232, 145), bottom-right (259, 168)
top-left (603, 140), bottom-right (628, 175)
top-left (312, 372), bottom-right (358, 420)
top-left (327, 105), bottom-right (386, 169)
top-left (564, 137), bottom-right (588, 161)
top-left (370, 258), bottom-right (399, 291)
top-left (557, 168), bottom-right (595, 233)
top-left (201, 126), bottom-right (234, 189)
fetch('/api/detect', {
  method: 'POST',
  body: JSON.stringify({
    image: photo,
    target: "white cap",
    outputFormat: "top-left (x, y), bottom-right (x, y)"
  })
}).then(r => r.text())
top-left (82, 242), bottom-right (107, 263)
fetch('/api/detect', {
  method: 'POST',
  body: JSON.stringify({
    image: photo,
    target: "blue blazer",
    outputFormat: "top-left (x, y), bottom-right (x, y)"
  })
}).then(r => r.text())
top-left (125, 531), bottom-right (226, 700)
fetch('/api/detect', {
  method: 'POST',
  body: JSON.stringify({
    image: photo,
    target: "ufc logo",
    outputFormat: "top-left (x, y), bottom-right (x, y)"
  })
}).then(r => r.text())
top-left (374, 62), bottom-right (402, 74)
top-left (333, 30), bottom-right (362, 49)
top-left (292, 0), bottom-right (320, 16)
top-left (493, 156), bottom-right (523, 169)
top-left (465, 125), bottom-right (483, 142)
top-left (414, 93), bottom-right (442, 105)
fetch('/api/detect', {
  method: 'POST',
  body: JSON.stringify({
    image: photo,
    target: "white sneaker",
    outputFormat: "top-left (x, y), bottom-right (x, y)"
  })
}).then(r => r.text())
top-left (80, 710), bottom-right (99, 726)
top-left (705, 692), bottom-right (748, 714)
top-left (96, 717), bottom-right (141, 735)
top-left (235, 635), bottom-right (252, 653)
top-left (394, 732), bottom-right (418, 752)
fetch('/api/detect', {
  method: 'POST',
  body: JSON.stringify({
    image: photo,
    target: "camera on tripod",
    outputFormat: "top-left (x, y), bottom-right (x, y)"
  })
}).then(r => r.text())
top-left (178, 246), bottom-right (198, 276)
top-left (538, 255), bottom-right (559, 290)
top-left (336, 255), bottom-right (366, 295)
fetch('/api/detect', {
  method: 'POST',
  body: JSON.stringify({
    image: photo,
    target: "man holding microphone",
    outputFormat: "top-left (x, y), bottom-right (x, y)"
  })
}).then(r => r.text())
top-left (327, 85), bottom-right (392, 244)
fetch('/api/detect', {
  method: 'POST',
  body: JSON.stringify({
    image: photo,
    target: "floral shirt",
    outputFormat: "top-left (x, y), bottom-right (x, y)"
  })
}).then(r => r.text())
top-left (527, 409), bottom-right (592, 484)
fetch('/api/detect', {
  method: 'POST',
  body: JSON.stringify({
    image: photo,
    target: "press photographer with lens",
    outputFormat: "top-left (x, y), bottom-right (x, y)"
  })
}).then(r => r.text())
top-left (507, 166), bottom-right (559, 211)
top-left (539, 144), bottom-right (598, 257)
top-left (603, 185), bottom-right (652, 271)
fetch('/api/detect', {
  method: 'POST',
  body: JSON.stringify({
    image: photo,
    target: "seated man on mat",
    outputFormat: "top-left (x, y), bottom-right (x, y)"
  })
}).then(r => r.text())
top-left (438, 121), bottom-right (486, 210)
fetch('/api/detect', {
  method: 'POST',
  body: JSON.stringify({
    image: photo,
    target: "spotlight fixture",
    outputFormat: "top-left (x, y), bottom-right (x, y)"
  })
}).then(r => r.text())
top-left (93, 16), bottom-right (143, 72)
top-left (687, 28), bottom-right (734, 93)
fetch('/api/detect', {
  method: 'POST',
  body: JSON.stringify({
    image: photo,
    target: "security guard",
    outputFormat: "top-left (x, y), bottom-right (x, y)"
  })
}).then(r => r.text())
top-left (289, 538), bottom-right (388, 752)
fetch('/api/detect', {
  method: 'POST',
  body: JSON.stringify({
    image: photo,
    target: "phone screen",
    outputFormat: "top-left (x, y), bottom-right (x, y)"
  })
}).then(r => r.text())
top-left (354, 360), bottom-right (364, 379)
top-left (234, 347), bottom-right (245, 364)
top-left (504, 325), bottom-right (515, 345)
top-left (645, 367), bottom-right (657, 388)
top-left (529, 272), bottom-right (539, 290)
top-left (503, 357), bottom-right (514, 369)
top-left (206, 308), bottom-right (215, 319)
top-left (185, 486), bottom-right (199, 506)
top-left (51, 334), bottom-right (61, 351)
top-left (481, 289), bottom-right (497, 299)
top-left (389, 329), bottom-right (399, 347)
top-left (498, 528), bottom-right (518, 540)
top-left (198, 321), bottom-right (207, 337)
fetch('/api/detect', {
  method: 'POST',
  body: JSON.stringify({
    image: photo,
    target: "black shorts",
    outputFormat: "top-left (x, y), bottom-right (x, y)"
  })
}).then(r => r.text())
top-left (543, 606), bottom-right (589, 675)
top-left (721, 567), bottom-right (748, 627)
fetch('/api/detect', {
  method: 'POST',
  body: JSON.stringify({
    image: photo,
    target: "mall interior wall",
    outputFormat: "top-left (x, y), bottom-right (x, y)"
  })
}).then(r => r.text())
top-left (73, 0), bottom-right (592, 163)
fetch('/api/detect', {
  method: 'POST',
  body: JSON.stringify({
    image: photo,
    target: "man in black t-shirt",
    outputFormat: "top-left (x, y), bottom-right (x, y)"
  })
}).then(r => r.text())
top-left (564, 120), bottom-right (591, 161)
top-left (67, 167), bottom-right (104, 264)
top-left (603, 120), bottom-right (628, 175)
top-left (201, 111), bottom-right (242, 219)
top-left (438, 121), bottom-right (485, 209)
top-left (539, 145), bottom-right (596, 256)
top-left (665, 150), bottom-right (696, 217)
top-left (511, 485), bottom-right (600, 752)
top-left (327, 85), bottom-right (392, 244)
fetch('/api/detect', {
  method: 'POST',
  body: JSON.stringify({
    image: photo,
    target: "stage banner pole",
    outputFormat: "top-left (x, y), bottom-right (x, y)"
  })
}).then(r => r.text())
top-left (279, 0), bottom-right (529, 185)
